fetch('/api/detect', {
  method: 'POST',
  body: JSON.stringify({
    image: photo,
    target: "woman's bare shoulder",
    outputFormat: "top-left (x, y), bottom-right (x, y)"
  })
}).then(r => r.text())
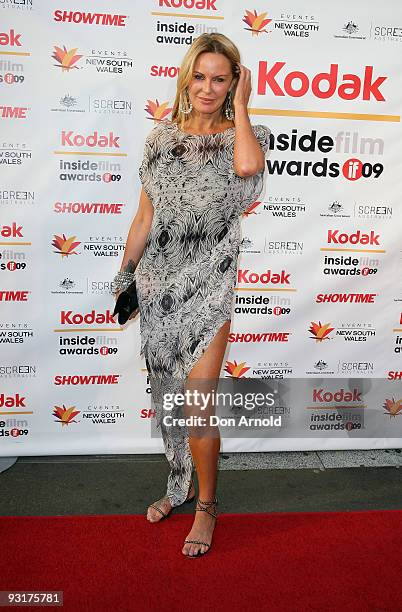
top-left (142, 120), bottom-right (170, 148)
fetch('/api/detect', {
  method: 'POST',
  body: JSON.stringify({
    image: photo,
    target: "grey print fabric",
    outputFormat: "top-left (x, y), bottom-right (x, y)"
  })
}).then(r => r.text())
top-left (137, 120), bottom-right (270, 370)
top-left (136, 120), bottom-right (270, 506)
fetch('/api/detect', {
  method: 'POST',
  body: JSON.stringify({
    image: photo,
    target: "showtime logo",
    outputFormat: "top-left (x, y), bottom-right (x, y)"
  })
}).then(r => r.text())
top-left (315, 293), bottom-right (377, 303)
top-left (54, 10), bottom-right (128, 26)
top-left (158, 0), bottom-right (217, 9)
top-left (327, 229), bottom-right (380, 246)
top-left (237, 268), bottom-right (290, 285)
top-left (0, 290), bottom-right (28, 301)
top-left (54, 374), bottom-right (119, 385)
top-left (0, 106), bottom-right (28, 119)
top-left (54, 202), bottom-right (123, 214)
top-left (257, 62), bottom-right (386, 101)
top-left (0, 29), bottom-right (22, 47)
top-left (387, 371), bottom-right (402, 380)
top-left (60, 309), bottom-right (116, 325)
top-left (228, 332), bottom-right (290, 343)
top-left (61, 131), bottom-right (120, 148)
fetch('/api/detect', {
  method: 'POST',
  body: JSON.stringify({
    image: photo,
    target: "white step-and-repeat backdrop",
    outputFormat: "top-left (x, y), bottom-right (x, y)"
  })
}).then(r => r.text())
top-left (1, 0), bottom-right (402, 454)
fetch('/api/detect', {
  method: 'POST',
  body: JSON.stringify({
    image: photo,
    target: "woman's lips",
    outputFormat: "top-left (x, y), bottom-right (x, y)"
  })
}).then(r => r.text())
top-left (199, 98), bottom-right (215, 103)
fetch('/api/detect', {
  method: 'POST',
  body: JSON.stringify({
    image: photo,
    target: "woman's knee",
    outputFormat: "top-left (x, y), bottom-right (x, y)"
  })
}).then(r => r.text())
top-left (188, 320), bottom-right (231, 380)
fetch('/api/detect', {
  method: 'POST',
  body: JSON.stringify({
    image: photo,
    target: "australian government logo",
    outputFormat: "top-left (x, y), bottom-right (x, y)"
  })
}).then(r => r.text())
top-left (320, 200), bottom-right (351, 218)
top-left (50, 93), bottom-right (85, 114)
top-left (334, 21), bottom-right (366, 40)
top-left (50, 93), bottom-right (133, 115)
top-left (305, 359), bottom-right (336, 376)
top-left (51, 277), bottom-right (83, 295)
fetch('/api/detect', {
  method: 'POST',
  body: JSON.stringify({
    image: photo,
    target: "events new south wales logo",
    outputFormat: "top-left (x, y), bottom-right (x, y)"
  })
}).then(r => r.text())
top-left (51, 44), bottom-right (133, 75)
top-left (242, 10), bottom-right (319, 38)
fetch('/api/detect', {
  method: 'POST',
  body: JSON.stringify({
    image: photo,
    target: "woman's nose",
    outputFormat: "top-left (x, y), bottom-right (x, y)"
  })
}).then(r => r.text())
top-left (201, 81), bottom-right (213, 92)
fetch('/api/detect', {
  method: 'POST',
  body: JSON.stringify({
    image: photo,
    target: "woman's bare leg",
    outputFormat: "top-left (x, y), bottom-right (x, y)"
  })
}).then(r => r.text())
top-left (182, 320), bottom-right (230, 556)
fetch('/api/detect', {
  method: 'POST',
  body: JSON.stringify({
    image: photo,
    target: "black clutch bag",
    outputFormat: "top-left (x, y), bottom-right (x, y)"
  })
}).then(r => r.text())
top-left (112, 280), bottom-right (139, 325)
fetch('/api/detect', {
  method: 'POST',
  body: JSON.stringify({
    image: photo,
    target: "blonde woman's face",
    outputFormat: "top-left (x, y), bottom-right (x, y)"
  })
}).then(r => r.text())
top-left (187, 52), bottom-right (234, 116)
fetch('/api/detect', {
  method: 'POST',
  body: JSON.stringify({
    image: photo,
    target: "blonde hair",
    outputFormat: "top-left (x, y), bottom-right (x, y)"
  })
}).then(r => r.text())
top-left (170, 33), bottom-right (241, 128)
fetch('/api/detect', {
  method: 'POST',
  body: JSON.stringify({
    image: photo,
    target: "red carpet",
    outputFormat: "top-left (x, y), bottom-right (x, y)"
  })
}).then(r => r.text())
top-left (1, 509), bottom-right (401, 612)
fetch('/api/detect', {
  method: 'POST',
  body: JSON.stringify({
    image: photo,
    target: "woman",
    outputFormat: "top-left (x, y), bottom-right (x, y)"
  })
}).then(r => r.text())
top-left (112, 32), bottom-right (270, 557)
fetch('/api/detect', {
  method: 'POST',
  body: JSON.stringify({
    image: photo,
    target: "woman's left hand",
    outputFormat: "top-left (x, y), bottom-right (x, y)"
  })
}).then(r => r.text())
top-left (232, 63), bottom-right (252, 110)
top-left (128, 307), bottom-right (139, 320)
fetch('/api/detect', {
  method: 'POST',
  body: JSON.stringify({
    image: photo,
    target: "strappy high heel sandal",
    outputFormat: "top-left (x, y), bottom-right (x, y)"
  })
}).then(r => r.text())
top-left (184, 497), bottom-right (218, 557)
top-left (147, 479), bottom-right (196, 521)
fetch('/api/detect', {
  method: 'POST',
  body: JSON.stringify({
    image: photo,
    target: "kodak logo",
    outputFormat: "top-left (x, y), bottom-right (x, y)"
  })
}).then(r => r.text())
top-left (61, 131), bottom-right (120, 148)
top-left (159, 0), bottom-right (217, 9)
top-left (237, 269), bottom-right (290, 285)
top-left (0, 393), bottom-right (26, 407)
top-left (0, 222), bottom-right (23, 238)
top-left (60, 309), bottom-right (116, 325)
top-left (327, 230), bottom-right (380, 245)
top-left (313, 388), bottom-right (361, 402)
top-left (258, 62), bottom-right (386, 102)
top-left (0, 29), bottom-right (22, 47)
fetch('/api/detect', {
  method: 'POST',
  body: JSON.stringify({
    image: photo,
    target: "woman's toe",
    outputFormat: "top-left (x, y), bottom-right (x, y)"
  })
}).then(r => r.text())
top-left (147, 507), bottom-right (159, 522)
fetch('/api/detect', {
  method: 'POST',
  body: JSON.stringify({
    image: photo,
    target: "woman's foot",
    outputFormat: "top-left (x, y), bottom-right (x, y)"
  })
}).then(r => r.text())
top-left (182, 499), bottom-right (218, 556)
top-left (146, 480), bottom-right (195, 523)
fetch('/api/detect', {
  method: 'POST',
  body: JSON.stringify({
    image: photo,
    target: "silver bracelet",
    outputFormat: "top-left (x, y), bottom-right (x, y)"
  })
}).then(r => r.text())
top-left (111, 270), bottom-right (135, 295)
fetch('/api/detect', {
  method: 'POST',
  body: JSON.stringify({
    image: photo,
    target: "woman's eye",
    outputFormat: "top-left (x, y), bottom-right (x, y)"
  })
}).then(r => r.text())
top-left (194, 75), bottom-right (224, 82)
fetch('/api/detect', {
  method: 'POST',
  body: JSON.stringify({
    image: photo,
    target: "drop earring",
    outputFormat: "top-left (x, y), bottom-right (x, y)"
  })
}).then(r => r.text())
top-left (225, 90), bottom-right (234, 121)
top-left (179, 89), bottom-right (192, 114)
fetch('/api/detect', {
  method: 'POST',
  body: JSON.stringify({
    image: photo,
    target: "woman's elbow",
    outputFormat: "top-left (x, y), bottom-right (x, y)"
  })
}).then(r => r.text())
top-left (234, 162), bottom-right (265, 178)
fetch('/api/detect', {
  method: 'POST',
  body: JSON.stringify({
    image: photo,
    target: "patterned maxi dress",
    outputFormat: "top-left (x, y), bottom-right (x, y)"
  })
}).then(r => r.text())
top-left (137, 119), bottom-right (270, 506)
